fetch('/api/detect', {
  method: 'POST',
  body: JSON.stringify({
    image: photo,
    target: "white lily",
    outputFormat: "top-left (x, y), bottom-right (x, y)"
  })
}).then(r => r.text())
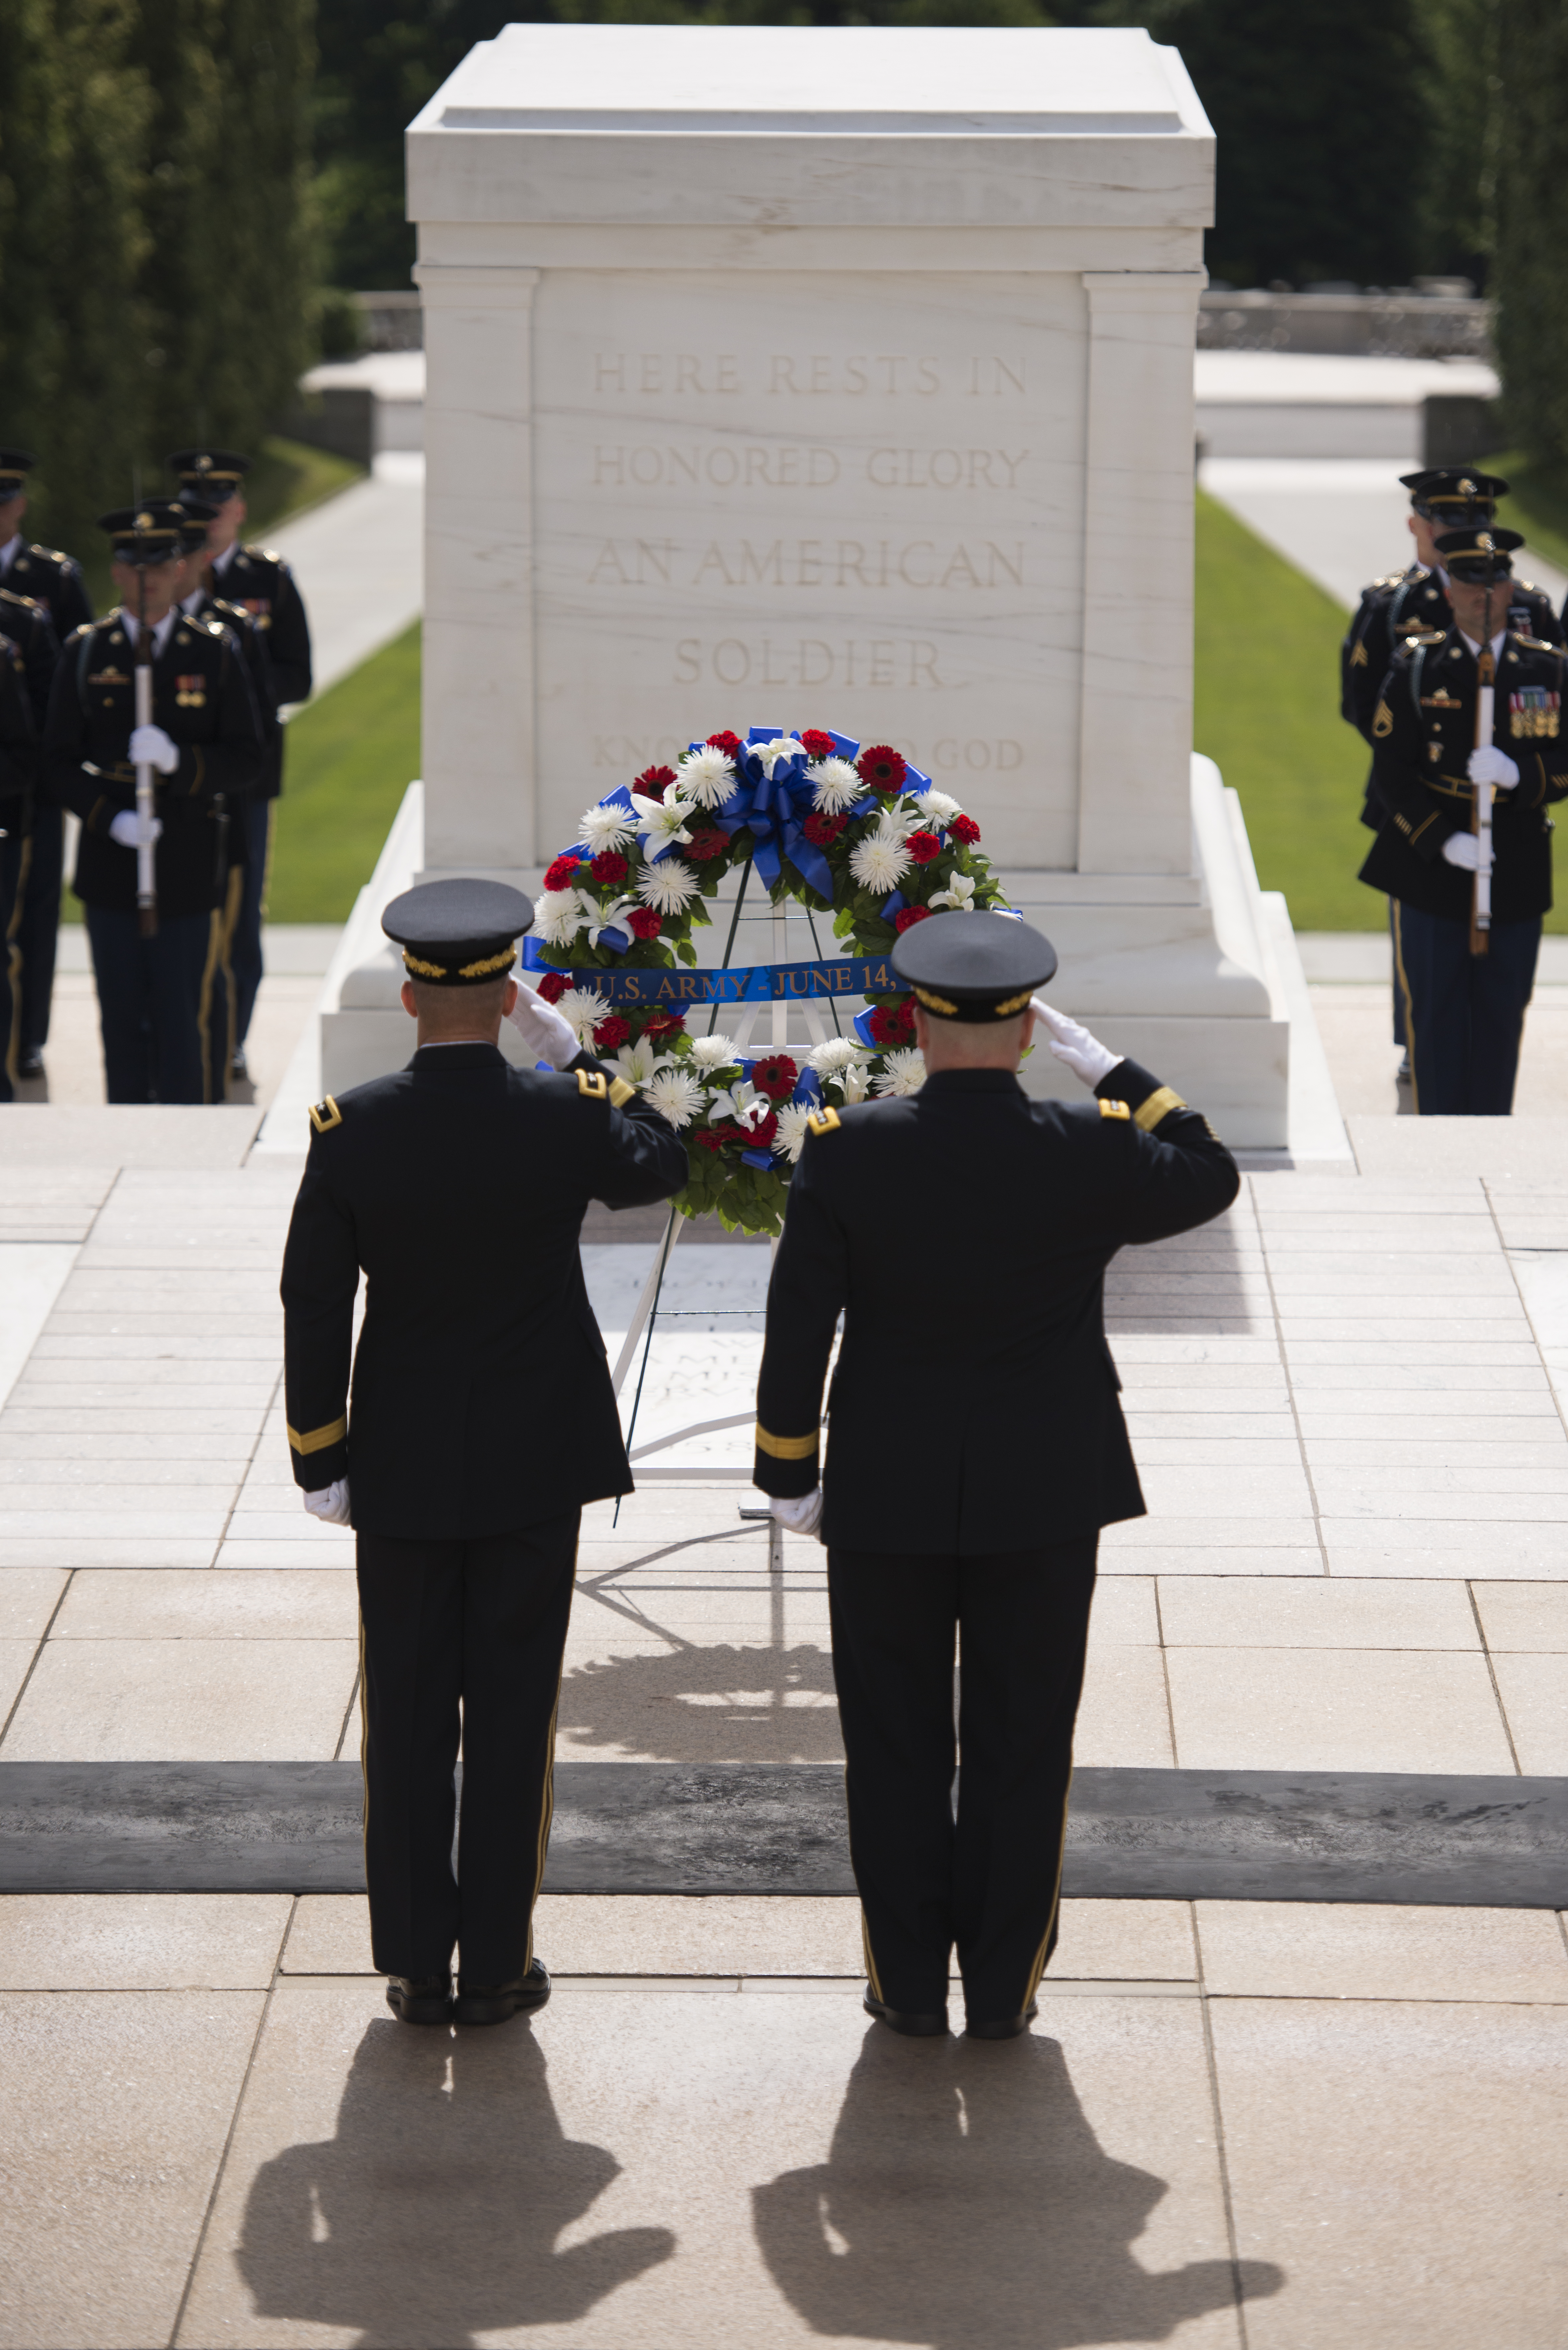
top-left (929, 872), bottom-right (978, 912)
top-left (750, 735), bottom-right (803, 778)
top-left (584, 895), bottom-right (637, 948)
top-left (835, 1061), bottom-right (871, 1104)
top-left (708, 1078), bottom-right (774, 1135)
top-left (612, 1037), bottom-right (671, 1089)
top-left (631, 791), bottom-right (697, 861)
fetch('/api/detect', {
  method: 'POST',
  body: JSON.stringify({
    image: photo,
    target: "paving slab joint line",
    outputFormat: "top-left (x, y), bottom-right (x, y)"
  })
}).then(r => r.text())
top-left (1250, 1172), bottom-right (1331, 1581)
top-left (1191, 1898), bottom-right (1255, 2350)
top-left (0, 1569), bottom-right (74, 1750)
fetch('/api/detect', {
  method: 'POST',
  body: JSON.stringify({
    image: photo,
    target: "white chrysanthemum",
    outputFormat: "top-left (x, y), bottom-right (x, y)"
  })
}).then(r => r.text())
top-left (750, 734), bottom-right (803, 778)
top-left (678, 745), bottom-right (738, 810)
top-left (837, 1061), bottom-right (871, 1104)
top-left (644, 1066), bottom-right (707, 1130)
top-left (810, 757), bottom-right (863, 815)
top-left (612, 1038), bottom-right (669, 1088)
top-left (638, 858), bottom-right (699, 916)
top-left (848, 824), bottom-right (912, 894)
top-left (913, 788), bottom-right (963, 828)
top-left (807, 1036), bottom-right (870, 1078)
top-left (774, 1103), bottom-right (813, 1163)
top-left (557, 987), bottom-right (609, 1045)
top-left (631, 791), bottom-right (696, 859)
top-left (871, 1047), bottom-right (926, 1097)
top-left (689, 1032), bottom-right (739, 1069)
top-left (533, 888), bottom-right (586, 947)
top-left (929, 873), bottom-right (978, 913)
top-left (577, 799), bottom-right (637, 854)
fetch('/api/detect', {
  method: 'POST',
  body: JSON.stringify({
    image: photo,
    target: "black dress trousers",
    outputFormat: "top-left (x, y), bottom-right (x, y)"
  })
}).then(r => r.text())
top-left (827, 1539), bottom-right (1098, 2027)
top-left (355, 1510), bottom-right (580, 1984)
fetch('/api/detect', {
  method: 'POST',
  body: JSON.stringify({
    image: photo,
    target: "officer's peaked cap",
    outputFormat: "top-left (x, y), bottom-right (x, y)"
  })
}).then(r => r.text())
top-left (174, 500), bottom-right (217, 550)
top-left (1400, 466), bottom-right (1508, 514)
top-left (382, 878), bottom-right (536, 986)
top-left (0, 449), bottom-right (35, 492)
top-left (98, 502), bottom-right (193, 563)
top-left (891, 908), bottom-right (1056, 1021)
top-left (1435, 524), bottom-right (1523, 584)
top-left (168, 448), bottom-right (250, 502)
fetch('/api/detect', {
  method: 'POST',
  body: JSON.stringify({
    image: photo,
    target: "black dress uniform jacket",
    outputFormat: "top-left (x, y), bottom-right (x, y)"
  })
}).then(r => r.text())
top-left (45, 609), bottom-right (264, 919)
top-left (1360, 626), bottom-right (1568, 921)
top-left (210, 545), bottom-right (310, 797)
top-left (0, 588), bottom-right (59, 724)
top-left (0, 539), bottom-right (92, 639)
top-left (1342, 566), bottom-right (1562, 742)
top-left (281, 1042), bottom-right (689, 1540)
top-left (0, 629), bottom-right (37, 826)
top-left (753, 1057), bottom-right (1239, 1554)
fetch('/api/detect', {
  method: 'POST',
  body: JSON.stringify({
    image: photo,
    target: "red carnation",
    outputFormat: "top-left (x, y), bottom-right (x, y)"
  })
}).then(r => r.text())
top-left (894, 905), bottom-right (932, 934)
top-left (868, 999), bottom-right (915, 1048)
top-left (799, 729), bottom-right (836, 761)
top-left (543, 854), bottom-right (582, 891)
top-left (707, 731), bottom-right (742, 757)
top-left (745, 1110), bottom-right (780, 1149)
top-left (694, 1128), bottom-right (727, 1153)
top-left (644, 1010), bottom-right (686, 1038)
top-left (592, 1014), bottom-right (631, 1050)
top-left (803, 811), bottom-right (846, 848)
top-left (750, 1053), bottom-right (799, 1102)
top-left (627, 908), bottom-right (662, 941)
top-left (685, 827), bottom-right (729, 863)
top-left (951, 814), bottom-right (981, 845)
top-left (590, 851), bottom-right (628, 885)
top-left (908, 831), bottom-right (941, 865)
top-left (635, 764), bottom-right (677, 801)
top-left (536, 969), bottom-right (573, 1003)
top-left (857, 745), bottom-right (907, 795)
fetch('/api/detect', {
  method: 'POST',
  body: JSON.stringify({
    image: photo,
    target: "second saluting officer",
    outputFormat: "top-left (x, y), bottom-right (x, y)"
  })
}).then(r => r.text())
top-left (281, 880), bottom-right (687, 2029)
top-left (752, 912), bottom-right (1239, 2042)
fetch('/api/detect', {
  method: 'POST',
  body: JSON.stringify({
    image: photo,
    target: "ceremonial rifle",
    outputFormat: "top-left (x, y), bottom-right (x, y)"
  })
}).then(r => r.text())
top-left (1469, 568), bottom-right (1496, 959)
top-left (132, 517), bottom-right (158, 939)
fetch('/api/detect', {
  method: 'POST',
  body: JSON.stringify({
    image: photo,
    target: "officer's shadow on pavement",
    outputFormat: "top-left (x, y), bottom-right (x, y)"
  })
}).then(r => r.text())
top-left (234, 2019), bottom-right (674, 2349)
top-left (557, 1639), bottom-right (846, 1764)
top-left (753, 2028), bottom-right (1284, 2349)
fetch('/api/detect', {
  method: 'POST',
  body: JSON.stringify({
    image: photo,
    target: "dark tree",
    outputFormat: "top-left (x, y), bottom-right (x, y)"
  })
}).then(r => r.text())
top-left (1494, 0), bottom-right (1568, 468)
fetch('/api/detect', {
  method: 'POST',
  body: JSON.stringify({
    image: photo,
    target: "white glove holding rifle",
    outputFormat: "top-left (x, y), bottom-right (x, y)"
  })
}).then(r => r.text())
top-left (109, 809), bottom-right (163, 850)
top-left (1468, 745), bottom-right (1519, 791)
top-left (506, 976), bottom-right (580, 1070)
top-left (303, 1480), bottom-right (351, 1527)
top-left (1442, 832), bottom-right (1481, 871)
top-left (1030, 1000), bottom-right (1123, 1089)
top-left (128, 723), bottom-right (178, 774)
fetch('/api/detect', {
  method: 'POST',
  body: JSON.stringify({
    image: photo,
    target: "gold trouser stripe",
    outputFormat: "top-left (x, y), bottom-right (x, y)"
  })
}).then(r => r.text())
top-left (196, 906), bottom-right (222, 1105)
top-left (1133, 1085), bottom-right (1186, 1133)
top-left (1392, 901), bottom-right (1420, 1116)
top-left (287, 1413), bottom-right (347, 1455)
top-left (4, 831), bottom-right (33, 1091)
top-left (755, 1423), bottom-right (820, 1461)
top-left (861, 1906), bottom-right (884, 2005)
top-left (1022, 1763), bottom-right (1076, 2012)
top-left (217, 861), bottom-right (242, 1074)
top-left (357, 1605), bottom-right (370, 1890)
top-left (259, 796), bottom-right (276, 920)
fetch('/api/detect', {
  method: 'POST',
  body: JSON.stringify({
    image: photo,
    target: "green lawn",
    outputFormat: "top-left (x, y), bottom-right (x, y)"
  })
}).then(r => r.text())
top-left (266, 623), bottom-right (420, 921)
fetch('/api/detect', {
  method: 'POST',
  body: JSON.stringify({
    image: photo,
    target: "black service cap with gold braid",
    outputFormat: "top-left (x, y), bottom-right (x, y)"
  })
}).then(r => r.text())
top-left (890, 907), bottom-right (1057, 1022)
top-left (381, 877), bottom-right (535, 986)
top-left (0, 448), bottom-right (36, 493)
top-left (97, 501), bottom-right (192, 564)
top-left (168, 447), bottom-right (251, 504)
top-left (1434, 523), bottom-right (1523, 586)
top-left (1400, 467), bottom-right (1508, 516)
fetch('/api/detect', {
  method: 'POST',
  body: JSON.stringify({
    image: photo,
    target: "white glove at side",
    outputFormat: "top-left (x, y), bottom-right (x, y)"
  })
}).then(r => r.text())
top-left (1030, 1000), bottom-right (1122, 1089)
top-left (768, 1489), bottom-right (824, 1538)
top-left (1468, 745), bottom-right (1519, 791)
top-left (129, 723), bottom-right (179, 774)
top-left (506, 978), bottom-right (580, 1070)
top-left (109, 809), bottom-right (164, 849)
top-left (1442, 831), bottom-right (1481, 871)
top-left (303, 1480), bottom-right (351, 1526)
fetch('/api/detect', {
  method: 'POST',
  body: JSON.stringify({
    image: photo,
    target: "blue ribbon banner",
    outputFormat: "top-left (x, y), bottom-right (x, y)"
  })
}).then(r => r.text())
top-left (521, 942), bottom-right (905, 1008)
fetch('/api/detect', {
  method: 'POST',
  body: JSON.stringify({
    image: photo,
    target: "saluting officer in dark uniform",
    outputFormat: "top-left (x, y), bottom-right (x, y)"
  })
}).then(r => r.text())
top-left (0, 621), bottom-right (39, 1102)
top-left (44, 503), bottom-right (264, 1103)
top-left (170, 449), bottom-right (312, 1084)
top-left (1360, 524), bottom-right (1568, 1115)
top-left (0, 447), bottom-right (93, 1084)
top-left (281, 880), bottom-right (687, 2030)
top-left (752, 913), bottom-right (1239, 2042)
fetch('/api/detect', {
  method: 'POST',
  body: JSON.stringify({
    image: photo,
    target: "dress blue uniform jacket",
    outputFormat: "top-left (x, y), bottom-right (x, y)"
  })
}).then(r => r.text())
top-left (751, 1056), bottom-right (1240, 1554)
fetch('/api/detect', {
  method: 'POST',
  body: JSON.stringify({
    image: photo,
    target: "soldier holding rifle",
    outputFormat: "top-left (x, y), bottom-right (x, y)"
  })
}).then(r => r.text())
top-left (1359, 524), bottom-right (1568, 1115)
top-left (44, 503), bottom-right (263, 1103)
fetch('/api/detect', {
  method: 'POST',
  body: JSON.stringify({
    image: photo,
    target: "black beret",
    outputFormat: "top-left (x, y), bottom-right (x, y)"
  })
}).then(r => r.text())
top-left (890, 908), bottom-right (1057, 1021)
top-left (382, 878), bottom-right (536, 986)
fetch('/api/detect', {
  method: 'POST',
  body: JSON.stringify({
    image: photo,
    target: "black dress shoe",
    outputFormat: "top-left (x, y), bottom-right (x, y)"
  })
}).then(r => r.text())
top-left (230, 1049), bottom-right (249, 1081)
top-left (16, 1050), bottom-right (43, 1081)
top-left (454, 1958), bottom-right (552, 2026)
top-left (965, 2000), bottom-right (1039, 2042)
top-left (863, 1988), bottom-right (948, 2038)
top-left (385, 1971), bottom-right (454, 2025)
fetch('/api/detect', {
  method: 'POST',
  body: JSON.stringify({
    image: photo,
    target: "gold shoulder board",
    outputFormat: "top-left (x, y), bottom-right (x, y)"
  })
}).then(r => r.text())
top-left (308, 1096), bottom-right (342, 1134)
top-left (806, 1106), bottom-right (842, 1137)
top-left (1099, 1099), bottom-right (1131, 1121)
top-left (1517, 634), bottom-right (1559, 654)
top-left (577, 1068), bottom-right (609, 1101)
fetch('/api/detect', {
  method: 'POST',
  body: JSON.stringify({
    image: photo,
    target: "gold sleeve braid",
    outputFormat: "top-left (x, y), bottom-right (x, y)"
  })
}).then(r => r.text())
top-left (755, 1424), bottom-right (820, 1461)
top-left (287, 1415), bottom-right (348, 1456)
top-left (1133, 1086), bottom-right (1186, 1132)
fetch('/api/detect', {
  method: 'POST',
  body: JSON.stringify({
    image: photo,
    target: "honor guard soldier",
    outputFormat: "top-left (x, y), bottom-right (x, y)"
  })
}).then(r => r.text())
top-left (44, 503), bottom-right (264, 1103)
top-left (0, 620), bottom-right (39, 1101)
top-left (280, 880), bottom-right (687, 2030)
top-left (0, 447), bottom-right (93, 1084)
top-left (1360, 524), bottom-right (1568, 1114)
top-left (170, 448), bottom-right (312, 1084)
top-left (752, 912), bottom-right (1239, 2042)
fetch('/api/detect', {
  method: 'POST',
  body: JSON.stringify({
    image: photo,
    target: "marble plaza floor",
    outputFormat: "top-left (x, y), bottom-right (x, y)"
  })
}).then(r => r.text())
top-left (2, 1108), bottom-right (1568, 2342)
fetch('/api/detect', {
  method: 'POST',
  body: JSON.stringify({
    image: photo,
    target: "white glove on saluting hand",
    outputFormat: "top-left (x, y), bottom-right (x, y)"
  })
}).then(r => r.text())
top-left (303, 1480), bottom-right (351, 1527)
top-left (506, 977), bottom-right (580, 1070)
top-left (1442, 831), bottom-right (1481, 871)
top-left (1030, 1000), bottom-right (1122, 1089)
top-left (769, 1489), bottom-right (824, 1539)
top-left (1468, 745), bottom-right (1520, 791)
top-left (109, 809), bottom-right (163, 850)
top-left (129, 723), bottom-right (179, 774)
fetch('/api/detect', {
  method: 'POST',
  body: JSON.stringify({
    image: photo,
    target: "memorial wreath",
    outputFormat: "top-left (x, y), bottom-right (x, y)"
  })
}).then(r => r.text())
top-left (523, 726), bottom-right (1010, 1233)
